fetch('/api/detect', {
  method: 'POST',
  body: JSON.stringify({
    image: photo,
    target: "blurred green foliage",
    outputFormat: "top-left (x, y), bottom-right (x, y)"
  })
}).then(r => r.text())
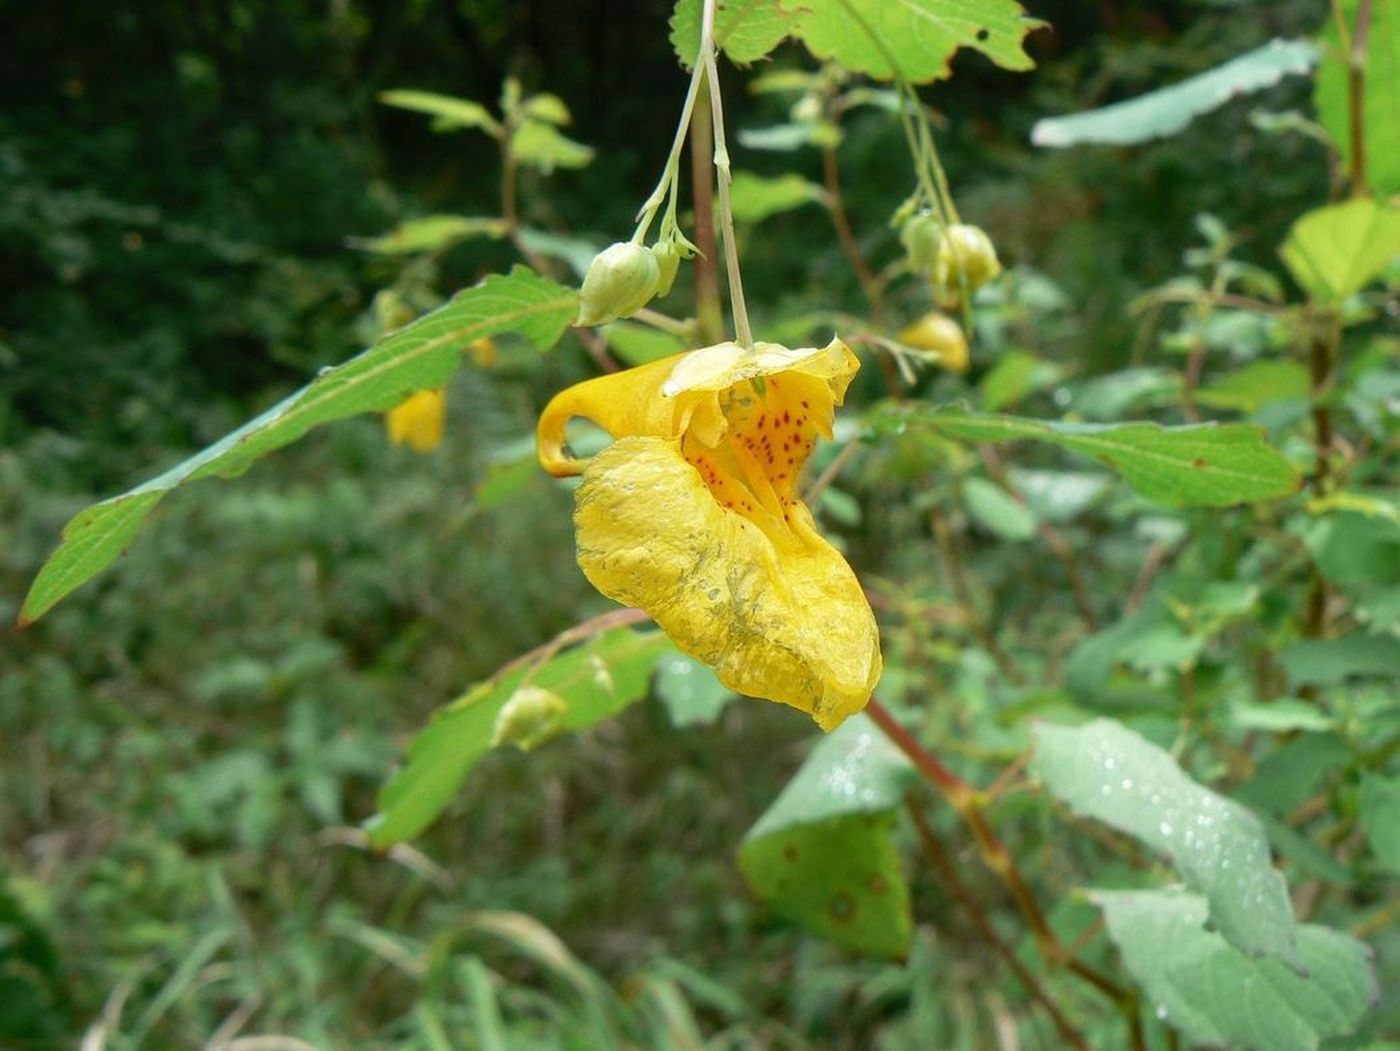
top-left (4, 0), bottom-right (1398, 1048)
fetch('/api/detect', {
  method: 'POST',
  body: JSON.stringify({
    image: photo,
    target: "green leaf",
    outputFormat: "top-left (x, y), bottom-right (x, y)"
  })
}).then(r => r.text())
top-left (1359, 775), bottom-right (1400, 874)
top-left (1032, 40), bottom-right (1318, 148)
top-left (978, 349), bottom-right (1064, 412)
top-left (728, 171), bottom-right (824, 224)
top-left (351, 215), bottom-right (509, 255)
top-left (1007, 468), bottom-right (1109, 523)
top-left (739, 714), bottom-right (917, 957)
top-left (510, 120), bottom-right (594, 173)
top-left (654, 651), bottom-right (734, 727)
top-left (1280, 632), bottom-right (1400, 687)
top-left (780, 0), bottom-right (1044, 84)
top-left (1317, 0), bottom-right (1400, 195)
top-left (1091, 889), bottom-right (1377, 1050)
top-left (735, 123), bottom-right (833, 151)
top-left (1236, 734), bottom-right (1351, 817)
top-left (1033, 718), bottom-right (1301, 965)
top-left (1227, 697), bottom-right (1337, 734)
top-left (602, 320), bottom-right (685, 366)
top-left (962, 477), bottom-right (1038, 541)
top-left (368, 628), bottom-right (670, 847)
top-left (886, 406), bottom-right (1302, 507)
top-left (1281, 197), bottom-right (1400, 302)
top-left (669, 0), bottom-right (795, 66)
top-left (1196, 360), bottom-right (1311, 414)
top-left (474, 455), bottom-right (542, 510)
top-left (379, 89), bottom-right (503, 136)
top-left (518, 229), bottom-right (600, 278)
top-left (20, 267), bottom-right (577, 624)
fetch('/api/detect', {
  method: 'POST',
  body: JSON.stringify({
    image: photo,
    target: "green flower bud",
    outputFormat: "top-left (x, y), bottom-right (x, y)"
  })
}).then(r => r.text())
top-left (900, 212), bottom-right (942, 275)
top-left (577, 242), bottom-right (660, 326)
top-left (934, 224), bottom-right (1001, 298)
top-left (652, 241), bottom-right (682, 298)
top-left (490, 685), bottom-right (567, 751)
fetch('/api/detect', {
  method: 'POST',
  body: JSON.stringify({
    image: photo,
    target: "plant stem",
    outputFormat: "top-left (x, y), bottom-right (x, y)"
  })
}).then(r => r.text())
top-left (904, 799), bottom-right (1090, 1050)
top-left (1306, 312), bottom-right (1341, 637)
top-left (821, 143), bottom-right (885, 326)
top-left (689, 85), bottom-right (726, 345)
top-left (865, 699), bottom-right (1141, 1043)
top-left (1346, 0), bottom-right (1374, 197)
top-left (700, 0), bottom-right (753, 348)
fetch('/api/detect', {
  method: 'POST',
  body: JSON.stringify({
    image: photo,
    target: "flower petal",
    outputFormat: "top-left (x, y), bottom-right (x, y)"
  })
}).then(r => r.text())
top-left (387, 388), bottom-right (446, 452)
top-left (575, 436), bottom-right (882, 730)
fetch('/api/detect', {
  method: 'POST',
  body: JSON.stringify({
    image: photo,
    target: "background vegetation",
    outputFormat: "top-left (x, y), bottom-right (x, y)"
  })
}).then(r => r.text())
top-left (3, 1), bottom-right (1395, 1047)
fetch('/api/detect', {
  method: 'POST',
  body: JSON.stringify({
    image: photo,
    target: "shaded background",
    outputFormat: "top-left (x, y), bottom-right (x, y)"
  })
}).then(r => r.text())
top-left (1, 1), bottom-right (1337, 1046)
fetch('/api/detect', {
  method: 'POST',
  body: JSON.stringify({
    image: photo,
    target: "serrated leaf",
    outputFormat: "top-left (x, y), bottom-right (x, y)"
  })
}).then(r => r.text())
top-left (368, 628), bottom-right (670, 847)
top-left (654, 651), bottom-right (734, 727)
top-left (1032, 39), bottom-right (1318, 147)
top-left (669, 0), bottom-right (795, 66)
top-left (510, 120), bottom-right (594, 173)
top-left (1281, 197), bottom-right (1400, 302)
top-left (739, 714), bottom-right (917, 957)
top-left (1033, 719), bottom-right (1302, 965)
top-left (351, 215), bottom-right (508, 255)
top-left (1317, 0), bottom-right (1400, 195)
top-left (379, 89), bottom-right (502, 136)
top-left (728, 171), bottom-right (824, 224)
top-left (1091, 889), bottom-right (1377, 1051)
top-left (780, 0), bottom-right (1043, 84)
top-left (962, 477), bottom-right (1037, 541)
top-left (1359, 775), bottom-right (1400, 874)
top-left (21, 267), bottom-right (577, 624)
top-left (886, 406), bottom-right (1301, 507)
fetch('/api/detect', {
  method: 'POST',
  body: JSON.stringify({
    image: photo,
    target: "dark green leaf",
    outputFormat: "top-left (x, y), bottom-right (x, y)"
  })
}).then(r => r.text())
top-left (739, 714), bottom-right (917, 957)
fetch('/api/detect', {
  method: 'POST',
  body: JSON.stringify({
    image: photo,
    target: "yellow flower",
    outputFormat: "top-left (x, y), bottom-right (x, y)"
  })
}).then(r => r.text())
top-left (537, 338), bottom-right (882, 731)
top-left (386, 388), bottom-right (446, 452)
top-left (469, 337), bottom-right (497, 368)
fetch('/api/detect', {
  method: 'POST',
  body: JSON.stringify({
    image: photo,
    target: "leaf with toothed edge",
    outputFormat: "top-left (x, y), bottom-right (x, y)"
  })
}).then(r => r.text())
top-left (20, 267), bottom-right (577, 625)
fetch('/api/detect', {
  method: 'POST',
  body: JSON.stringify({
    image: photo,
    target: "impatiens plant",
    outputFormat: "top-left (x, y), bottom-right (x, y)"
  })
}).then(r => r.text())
top-left (19, 0), bottom-right (1398, 1045)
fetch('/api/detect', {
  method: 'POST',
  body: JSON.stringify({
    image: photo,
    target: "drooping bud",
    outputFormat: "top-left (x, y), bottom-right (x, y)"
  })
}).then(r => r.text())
top-left (490, 685), bottom-right (568, 751)
top-left (897, 312), bottom-right (969, 373)
top-left (652, 241), bottom-right (681, 298)
top-left (934, 224), bottom-right (1001, 298)
top-left (900, 212), bottom-right (942, 275)
top-left (576, 242), bottom-right (661, 326)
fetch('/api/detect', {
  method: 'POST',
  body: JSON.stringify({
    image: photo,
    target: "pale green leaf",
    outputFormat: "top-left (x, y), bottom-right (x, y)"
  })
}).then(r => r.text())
top-left (735, 123), bottom-right (828, 152)
top-left (780, 0), bottom-right (1044, 83)
top-left (1227, 698), bottom-right (1337, 734)
top-left (1281, 197), bottom-right (1400, 302)
top-left (603, 321), bottom-right (686, 366)
top-left (379, 89), bottom-right (502, 136)
top-left (739, 714), bottom-right (917, 957)
top-left (886, 406), bottom-right (1302, 507)
top-left (1196, 360), bottom-right (1311, 414)
top-left (351, 215), bottom-right (508, 255)
top-left (1359, 775), bottom-right (1400, 873)
top-left (654, 651), bottom-right (734, 727)
top-left (728, 171), bottom-right (824, 224)
top-left (510, 120), bottom-right (594, 172)
top-left (368, 628), bottom-right (670, 847)
top-left (1032, 40), bottom-right (1318, 147)
top-left (1317, 0), bottom-right (1400, 195)
top-left (1091, 889), bottom-right (1377, 1050)
top-left (518, 229), bottom-right (600, 278)
top-left (21, 267), bottom-right (577, 624)
top-left (1033, 719), bottom-right (1302, 965)
top-left (962, 477), bottom-right (1038, 541)
top-left (978, 349), bottom-right (1064, 412)
top-left (523, 93), bottom-right (572, 125)
top-left (669, 0), bottom-right (795, 66)
top-left (1007, 468), bottom-right (1109, 523)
